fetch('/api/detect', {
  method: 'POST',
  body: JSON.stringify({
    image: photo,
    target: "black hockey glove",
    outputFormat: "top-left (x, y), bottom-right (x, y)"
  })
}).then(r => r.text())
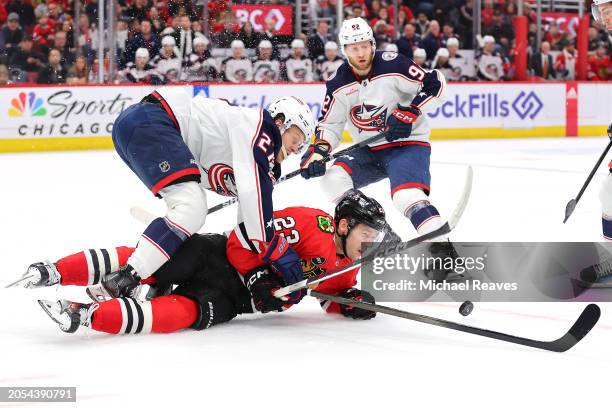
top-left (385, 104), bottom-right (420, 142)
top-left (300, 139), bottom-right (331, 179)
top-left (338, 288), bottom-right (377, 320)
top-left (260, 234), bottom-right (306, 304)
top-left (101, 265), bottom-right (141, 298)
top-left (244, 267), bottom-right (287, 313)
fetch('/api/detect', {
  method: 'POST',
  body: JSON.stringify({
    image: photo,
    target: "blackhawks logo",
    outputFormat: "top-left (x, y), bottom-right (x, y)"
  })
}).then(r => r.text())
top-left (317, 215), bottom-right (335, 234)
top-left (301, 257), bottom-right (326, 279)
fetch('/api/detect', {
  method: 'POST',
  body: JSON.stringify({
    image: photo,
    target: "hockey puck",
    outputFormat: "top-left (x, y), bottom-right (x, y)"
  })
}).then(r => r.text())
top-left (459, 301), bottom-right (474, 316)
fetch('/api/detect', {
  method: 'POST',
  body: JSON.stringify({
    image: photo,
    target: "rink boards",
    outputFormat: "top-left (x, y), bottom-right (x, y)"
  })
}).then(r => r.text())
top-left (0, 81), bottom-right (610, 153)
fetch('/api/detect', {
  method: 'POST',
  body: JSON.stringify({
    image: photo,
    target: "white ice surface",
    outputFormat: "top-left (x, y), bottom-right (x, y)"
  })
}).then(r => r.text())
top-left (1, 137), bottom-right (611, 407)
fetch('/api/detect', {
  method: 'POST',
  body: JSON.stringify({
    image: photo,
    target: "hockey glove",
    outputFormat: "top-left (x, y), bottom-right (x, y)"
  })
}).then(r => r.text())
top-left (260, 234), bottom-right (305, 303)
top-left (385, 104), bottom-right (421, 142)
top-left (244, 267), bottom-right (287, 313)
top-left (300, 139), bottom-right (331, 179)
top-left (338, 288), bottom-right (377, 320)
top-left (100, 265), bottom-right (141, 298)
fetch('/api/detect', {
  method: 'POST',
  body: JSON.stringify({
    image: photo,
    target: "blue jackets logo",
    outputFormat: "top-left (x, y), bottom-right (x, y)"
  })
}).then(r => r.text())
top-left (428, 90), bottom-right (544, 120)
top-left (350, 103), bottom-right (388, 132)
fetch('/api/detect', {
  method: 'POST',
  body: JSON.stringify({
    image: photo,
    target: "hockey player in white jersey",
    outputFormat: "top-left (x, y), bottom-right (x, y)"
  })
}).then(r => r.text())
top-left (252, 40), bottom-right (281, 83)
top-left (20, 88), bottom-right (316, 303)
top-left (283, 39), bottom-right (314, 83)
top-left (222, 40), bottom-right (253, 83)
top-left (300, 17), bottom-right (453, 275)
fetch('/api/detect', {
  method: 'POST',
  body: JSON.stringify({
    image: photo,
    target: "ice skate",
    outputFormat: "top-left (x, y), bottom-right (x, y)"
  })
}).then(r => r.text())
top-left (37, 299), bottom-right (96, 333)
top-left (423, 240), bottom-right (469, 282)
top-left (6, 261), bottom-right (61, 289)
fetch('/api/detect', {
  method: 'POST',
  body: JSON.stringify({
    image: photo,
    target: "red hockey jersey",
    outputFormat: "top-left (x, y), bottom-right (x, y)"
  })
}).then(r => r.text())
top-left (226, 206), bottom-right (360, 313)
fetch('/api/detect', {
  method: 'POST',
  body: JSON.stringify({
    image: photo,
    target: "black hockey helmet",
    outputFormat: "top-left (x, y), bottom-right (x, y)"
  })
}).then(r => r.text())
top-left (334, 189), bottom-right (387, 234)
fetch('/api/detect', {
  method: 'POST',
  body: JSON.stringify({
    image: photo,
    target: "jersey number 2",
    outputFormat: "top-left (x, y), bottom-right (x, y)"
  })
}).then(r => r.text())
top-left (273, 217), bottom-right (300, 244)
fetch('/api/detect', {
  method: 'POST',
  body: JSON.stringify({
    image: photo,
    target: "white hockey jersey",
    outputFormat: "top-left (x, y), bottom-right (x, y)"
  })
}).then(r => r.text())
top-left (315, 55), bottom-right (344, 81)
top-left (222, 57), bottom-right (253, 82)
top-left (316, 51), bottom-right (447, 149)
top-left (252, 58), bottom-right (281, 82)
top-left (284, 56), bottom-right (313, 82)
top-left (152, 54), bottom-right (183, 82)
top-left (155, 86), bottom-right (282, 250)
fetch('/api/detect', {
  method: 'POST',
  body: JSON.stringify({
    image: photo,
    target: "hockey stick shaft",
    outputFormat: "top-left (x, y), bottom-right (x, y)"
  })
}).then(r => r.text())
top-left (310, 291), bottom-right (600, 352)
top-left (206, 132), bottom-right (389, 214)
top-left (274, 166), bottom-right (473, 299)
top-left (564, 136), bottom-right (612, 223)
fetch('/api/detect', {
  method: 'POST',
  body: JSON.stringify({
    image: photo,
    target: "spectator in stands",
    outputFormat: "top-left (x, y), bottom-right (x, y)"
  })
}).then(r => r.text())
top-left (123, 19), bottom-right (159, 67)
top-left (555, 40), bottom-right (577, 80)
top-left (86, 0), bottom-right (99, 24)
top-left (115, 18), bottom-right (129, 57)
top-left (34, 0), bottom-right (48, 21)
top-left (261, 18), bottom-right (282, 60)
top-left (588, 27), bottom-right (605, 52)
top-left (431, 47), bottom-right (452, 76)
top-left (47, 2), bottom-right (64, 24)
top-left (77, 14), bottom-right (97, 60)
top-left (284, 38), bottom-right (313, 83)
top-left (349, 3), bottom-right (364, 19)
top-left (117, 47), bottom-right (163, 84)
top-left (421, 19), bottom-right (443, 60)
top-left (214, 12), bottom-right (238, 48)
top-left (168, 0), bottom-right (197, 21)
top-left (66, 55), bottom-right (88, 84)
top-left (396, 22), bottom-right (420, 59)
top-left (32, 14), bottom-right (55, 48)
top-left (125, 0), bottom-right (148, 23)
top-left (484, 9), bottom-right (513, 45)
top-left (414, 12), bottom-right (429, 36)
top-left (544, 20), bottom-right (563, 50)
top-left (412, 47), bottom-right (427, 67)
top-left (185, 35), bottom-right (218, 82)
top-left (238, 21), bottom-right (262, 50)
top-left (149, 6), bottom-right (165, 34)
top-left (37, 48), bottom-right (66, 84)
top-left (308, 20), bottom-right (329, 60)
top-left (588, 43), bottom-right (611, 80)
top-left (373, 20), bottom-right (393, 49)
top-left (1, 12), bottom-right (23, 55)
top-left (252, 39), bottom-right (281, 83)
top-left (477, 35), bottom-right (504, 81)
top-left (315, 40), bottom-right (343, 81)
top-left (441, 22), bottom-right (460, 47)
top-left (6, 0), bottom-right (35, 28)
top-left (530, 41), bottom-right (555, 80)
top-left (0, 63), bottom-right (11, 84)
top-left (458, 0), bottom-right (474, 48)
top-left (222, 39), bottom-right (252, 83)
top-left (174, 14), bottom-right (197, 60)
top-left (433, 0), bottom-right (450, 24)
top-left (152, 35), bottom-right (182, 83)
top-left (447, 37), bottom-right (473, 81)
top-left (48, 30), bottom-right (74, 66)
top-left (9, 35), bottom-right (44, 76)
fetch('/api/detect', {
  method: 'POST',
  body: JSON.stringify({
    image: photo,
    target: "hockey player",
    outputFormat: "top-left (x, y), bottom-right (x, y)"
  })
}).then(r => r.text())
top-left (115, 47), bottom-right (164, 84)
top-left (17, 90), bottom-right (316, 303)
top-left (283, 39), bottom-right (314, 83)
top-left (33, 192), bottom-right (387, 334)
top-left (221, 40), bottom-right (253, 83)
top-left (299, 17), bottom-right (454, 277)
top-left (252, 40), bottom-right (281, 83)
top-left (314, 41), bottom-right (344, 81)
top-left (152, 35), bottom-right (183, 83)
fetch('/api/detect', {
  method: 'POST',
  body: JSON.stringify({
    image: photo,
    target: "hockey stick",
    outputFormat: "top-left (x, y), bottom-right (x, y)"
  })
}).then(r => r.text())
top-left (274, 166), bottom-right (473, 299)
top-left (564, 133), bottom-right (612, 223)
top-left (311, 291), bottom-right (600, 352)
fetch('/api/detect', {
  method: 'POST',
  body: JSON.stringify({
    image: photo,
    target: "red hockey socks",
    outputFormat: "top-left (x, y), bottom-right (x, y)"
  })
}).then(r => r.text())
top-left (56, 247), bottom-right (134, 285)
top-left (90, 295), bottom-right (198, 334)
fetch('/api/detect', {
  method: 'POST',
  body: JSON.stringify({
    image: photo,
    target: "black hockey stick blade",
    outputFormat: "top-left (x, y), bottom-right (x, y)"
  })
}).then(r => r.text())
top-left (577, 279), bottom-right (612, 289)
top-left (311, 291), bottom-right (600, 353)
top-left (563, 199), bottom-right (577, 224)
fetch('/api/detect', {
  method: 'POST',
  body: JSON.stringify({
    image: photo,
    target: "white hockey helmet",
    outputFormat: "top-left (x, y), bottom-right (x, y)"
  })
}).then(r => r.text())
top-left (267, 96), bottom-right (316, 149)
top-left (592, 0), bottom-right (612, 29)
top-left (339, 17), bottom-right (376, 56)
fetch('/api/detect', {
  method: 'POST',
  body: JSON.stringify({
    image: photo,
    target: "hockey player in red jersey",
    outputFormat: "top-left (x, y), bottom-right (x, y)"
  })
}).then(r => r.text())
top-left (32, 191), bottom-right (388, 334)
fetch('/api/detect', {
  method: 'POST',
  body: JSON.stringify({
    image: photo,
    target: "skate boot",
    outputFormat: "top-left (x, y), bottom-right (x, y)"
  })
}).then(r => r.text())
top-left (580, 258), bottom-right (612, 284)
top-left (37, 299), bottom-right (96, 333)
top-left (423, 240), bottom-right (468, 282)
top-left (145, 283), bottom-right (173, 300)
top-left (6, 261), bottom-right (61, 288)
top-left (86, 267), bottom-right (141, 302)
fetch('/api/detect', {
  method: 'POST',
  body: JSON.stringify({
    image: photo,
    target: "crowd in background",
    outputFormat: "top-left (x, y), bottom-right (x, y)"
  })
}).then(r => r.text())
top-left (0, 0), bottom-right (610, 86)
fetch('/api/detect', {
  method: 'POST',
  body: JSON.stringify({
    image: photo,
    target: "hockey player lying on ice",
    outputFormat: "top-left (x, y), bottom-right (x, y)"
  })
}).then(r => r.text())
top-left (22, 191), bottom-right (388, 334)
top-left (99, 87), bottom-right (316, 306)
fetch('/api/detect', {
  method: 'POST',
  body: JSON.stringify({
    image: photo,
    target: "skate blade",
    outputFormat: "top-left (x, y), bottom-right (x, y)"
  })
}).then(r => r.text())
top-left (38, 299), bottom-right (66, 326)
top-left (5, 274), bottom-right (35, 288)
top-left (86, 285), bottom-right (111, 302)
